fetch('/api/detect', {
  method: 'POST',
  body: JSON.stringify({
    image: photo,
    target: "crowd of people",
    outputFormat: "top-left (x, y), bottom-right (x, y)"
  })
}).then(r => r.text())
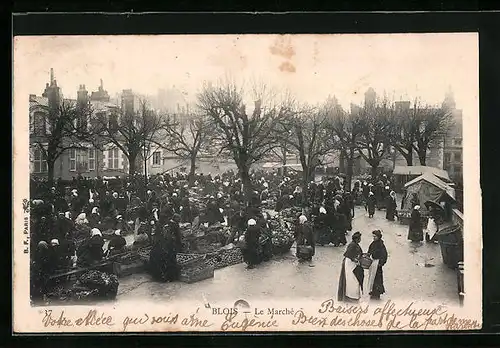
top-left (29, 166), bottom-right (442, 302)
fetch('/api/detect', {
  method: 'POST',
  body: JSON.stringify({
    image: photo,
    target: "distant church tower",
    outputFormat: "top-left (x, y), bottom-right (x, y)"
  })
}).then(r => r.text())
top-left (442, 86), bottom-right (456, 110)
top-left (364, 87), bottom-right (377, 108)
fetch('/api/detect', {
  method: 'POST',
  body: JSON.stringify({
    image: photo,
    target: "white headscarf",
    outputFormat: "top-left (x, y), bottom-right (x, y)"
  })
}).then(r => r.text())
top-left (64, 211), bottom-right (71, 219)
top-left (263, 182), bottom-right (269, 188)
top-left (414, 205), bottom-right (421, 210)
top-left (91, 207), bottom-right (99, 214)
top-left (299, 215), bottom-right (308, 224)
top-left (91, 228), bottom-right (102, 237)
top-left (114, 229), bottom-right (121, 236)
top-left (319, 207), bottom-right (327, 214)
top-left (172, 192), bottom-right (178, 197)
top-left (75, 213), bottom-right (88, 225)
top-left (113, 192), bottom-right (118, 198)
top-left (247, 219), bottom-right (257, 226)
top-left (50, 239), bottom-right (59, 246)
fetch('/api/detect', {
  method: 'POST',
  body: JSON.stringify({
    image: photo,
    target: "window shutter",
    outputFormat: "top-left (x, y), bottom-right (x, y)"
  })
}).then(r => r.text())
top-left (29, 113), bottom-right (34, 134)
top-left (102, 148), bottom-right (108, 170)
top-left (45, 118), bottom-right (52, 135)
top-left (119, 150), bottom-right (125, 170)
top-left (29, 147), bottom-right (35, 173)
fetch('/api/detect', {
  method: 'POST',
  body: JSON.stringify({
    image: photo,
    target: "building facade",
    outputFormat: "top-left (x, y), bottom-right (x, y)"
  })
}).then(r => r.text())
top-left (29, 70), bottom-right (145, 180)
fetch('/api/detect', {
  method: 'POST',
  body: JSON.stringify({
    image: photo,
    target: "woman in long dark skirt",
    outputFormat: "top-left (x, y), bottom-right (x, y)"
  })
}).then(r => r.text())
top-left (337, 231), bottom-right (364, 302)
top-left (366, 192), bottom-right (377, 218)
top-left (148, 224), bottom-right (180, 282)
top-left (385, 191), bottom-right (397, 221)
top-left (367, 230), bottom-right (388, 300)
top-left (408, 205), bottom-right (424, 242)
top-left (243, 219), bottom-right (262, 269)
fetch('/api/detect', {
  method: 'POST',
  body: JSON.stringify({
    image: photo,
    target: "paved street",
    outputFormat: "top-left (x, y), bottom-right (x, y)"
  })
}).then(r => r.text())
top-left (117, 205), bottom-right (458, 305)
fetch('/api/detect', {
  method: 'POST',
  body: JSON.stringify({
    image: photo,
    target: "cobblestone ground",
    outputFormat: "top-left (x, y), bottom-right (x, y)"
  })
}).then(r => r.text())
top-left (117, 206), bottom-right (458, 305)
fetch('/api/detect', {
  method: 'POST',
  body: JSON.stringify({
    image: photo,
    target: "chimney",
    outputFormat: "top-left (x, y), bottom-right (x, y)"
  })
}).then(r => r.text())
top-left (77, 84), bottom-right (88, 104)
top-left (100, 79), bottom-right (103, 90)
top-left (50, 68), bottom-right (54, 84)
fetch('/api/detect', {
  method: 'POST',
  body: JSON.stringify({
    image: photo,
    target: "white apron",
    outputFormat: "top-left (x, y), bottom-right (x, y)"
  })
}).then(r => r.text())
top-left (367, 258), bottom-right (380, 293)
top-left (425, 217), bottom-right (438, 240)
top-left (344, 258), bottom-right (362, 300)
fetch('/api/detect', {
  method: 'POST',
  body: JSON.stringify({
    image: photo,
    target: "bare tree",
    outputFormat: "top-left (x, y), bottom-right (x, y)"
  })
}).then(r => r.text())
top-left (30, 99), bottom-right (95, 186)
top-left (278, 103), bottom-right (335, 188)
top-left (390, 102), bottom-right (420, 166)
top-left (97, 99), bottom-right (166, 176)
top-left (161, 113), bottom-right (211, 186)
top-left (412, 103), bottom-right (453, 165)
top-left (356, 99), bottom-right (394, 178)
top-left (324, 99), bottom-right (362, 190)
top-left (197, 80), bottom-right (288, 202)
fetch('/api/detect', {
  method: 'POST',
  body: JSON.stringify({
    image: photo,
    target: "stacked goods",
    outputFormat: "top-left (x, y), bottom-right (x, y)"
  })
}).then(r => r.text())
top-left (205, 245), bottom-right (244, 269)
top-left (77, 270), bottom-right (119, 299)
top-left (280, 207), bottom-right (302, 223)
top-left (179, 255), bottom-right (214, 284)
top-left (45, 285), bottom-right (100, 303)
top-left (46, 270), bottom-right (120, 301)
top-left (269, 217), bottom-right (295, 255)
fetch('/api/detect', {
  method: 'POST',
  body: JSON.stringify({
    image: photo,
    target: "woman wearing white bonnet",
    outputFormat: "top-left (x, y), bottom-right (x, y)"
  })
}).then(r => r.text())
top-left (91, 228), bottom-right (102, 237)
top-left (75, 212), bottom-right (89, 225)
top-left (408, 205), bottom-right (424, 242)
top-left (243, 218), bottom-right (260, 269)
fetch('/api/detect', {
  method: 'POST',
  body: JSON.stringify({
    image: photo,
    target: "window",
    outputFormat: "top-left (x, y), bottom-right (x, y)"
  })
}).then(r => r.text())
top-left (88, 149), bottom-right (96, 171)
top-left (33, 148), bottom-right (48, 173)
top-left (77, 149), bottom-right (89, 172)
top-left (33, 112), bottom-right (46, 136)
top-left (454, 138), bottom-right (462, 146)
top-left (454, 152), bottom-right (462, 162)
top-left (444, 153), bottom-right (451, 164)
top-left (69, 149), bottom-right (76, 171)
top-left (108, 148), bottom-right (120, 169)
top-left (152, 151), bottom-right (162, 166)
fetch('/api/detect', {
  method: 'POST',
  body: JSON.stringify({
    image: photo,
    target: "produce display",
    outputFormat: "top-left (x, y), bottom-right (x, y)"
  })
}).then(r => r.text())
top-left (205, 246), bottom-right (244, 269)
top-left (77, 270), bottom-right (119, 299)
top-left (44, 270), bottom-right (119, 303)
top-left (268, 216), bottom-right (295, 255)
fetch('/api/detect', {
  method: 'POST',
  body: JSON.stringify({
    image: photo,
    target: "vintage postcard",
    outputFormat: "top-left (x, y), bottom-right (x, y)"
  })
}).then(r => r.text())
top-left (13, 33), bottom-right (482, 333)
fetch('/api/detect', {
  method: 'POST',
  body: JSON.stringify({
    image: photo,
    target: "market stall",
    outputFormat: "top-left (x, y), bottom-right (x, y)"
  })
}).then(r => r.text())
top-left (392, 165), bottom-right (451, 193)
top-left (397, 173), bottom-right (456, 225)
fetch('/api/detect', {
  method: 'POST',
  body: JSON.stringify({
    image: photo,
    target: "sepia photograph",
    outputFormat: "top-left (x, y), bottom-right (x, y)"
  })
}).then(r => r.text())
top-left (13, 33), bottom-right (481, 332)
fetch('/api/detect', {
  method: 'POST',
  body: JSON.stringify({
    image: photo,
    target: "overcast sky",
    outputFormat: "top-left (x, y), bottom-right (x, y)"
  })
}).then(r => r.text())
top-left (14, 33), bottom-right (478, 117)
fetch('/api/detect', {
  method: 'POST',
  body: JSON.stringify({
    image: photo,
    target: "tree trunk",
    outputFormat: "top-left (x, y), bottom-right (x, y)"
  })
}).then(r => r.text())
top-left (418, 150), bottom-right (427, 166)
top-left (370, 164), bottom-right (379, 179)
top-left (47, 159), bottom-right (56, 187)
top-left (281, 145), bottom-right (288, 177)
top-left (346, 150), bottom-right (354, 191)
top-left (339, 149), bottom-right (346, 173)
top-left (128, 153), bottom-right (137, 175)
top-left (188, 155), bottom-right (197, 186)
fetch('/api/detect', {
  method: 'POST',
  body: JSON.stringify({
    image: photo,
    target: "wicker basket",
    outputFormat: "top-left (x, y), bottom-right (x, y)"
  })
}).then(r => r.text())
top-left (359, 253), bottom-right (373, 269)
top-left (272, 241), bottom-right (294, 255)
top-left (297, 245), bottom-right (313, 259)
top-left (179, 255), bottom-right (214, 284)
top-left (209, 247), bottom-right (244, 269)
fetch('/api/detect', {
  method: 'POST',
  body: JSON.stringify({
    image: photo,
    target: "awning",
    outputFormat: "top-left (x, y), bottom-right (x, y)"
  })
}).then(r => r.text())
top-left (404, 172), bottom-right (456, 200)
top-left (393, 165), bottom-right (450, 181)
